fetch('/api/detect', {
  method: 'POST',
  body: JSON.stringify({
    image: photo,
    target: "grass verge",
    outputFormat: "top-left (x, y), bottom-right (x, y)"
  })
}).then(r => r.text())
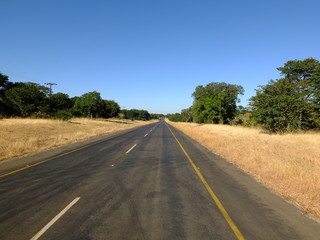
top-left (0, 118), bottom-right (154, 161)
top-left (167, 120), bottom-right (320, 220)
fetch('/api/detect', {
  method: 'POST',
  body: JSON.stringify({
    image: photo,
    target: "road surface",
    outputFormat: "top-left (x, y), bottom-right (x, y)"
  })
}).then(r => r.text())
top-left (1, 120), bottom-right (319, 239)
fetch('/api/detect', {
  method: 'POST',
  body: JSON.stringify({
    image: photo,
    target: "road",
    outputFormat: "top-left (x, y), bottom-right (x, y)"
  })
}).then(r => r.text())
top-left (1, 120), bottom-right (320, 240)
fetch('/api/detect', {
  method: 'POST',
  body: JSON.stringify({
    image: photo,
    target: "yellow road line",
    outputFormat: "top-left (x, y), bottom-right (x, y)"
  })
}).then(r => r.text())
top-left (0, 143), bottom-right (97, 178)
top-left (166, 124), bottom-right (245, 240)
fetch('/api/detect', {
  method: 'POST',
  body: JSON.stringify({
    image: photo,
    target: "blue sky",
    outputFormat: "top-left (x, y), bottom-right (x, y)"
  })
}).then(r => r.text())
top-left (1, 0), bottom-right (319, 114)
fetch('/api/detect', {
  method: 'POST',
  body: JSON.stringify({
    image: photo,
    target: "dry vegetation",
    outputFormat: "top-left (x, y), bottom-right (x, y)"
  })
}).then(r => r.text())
top-left (167, 120), bottom-right (320, 220)
top-left (0, 118), bottom-right (154, 161)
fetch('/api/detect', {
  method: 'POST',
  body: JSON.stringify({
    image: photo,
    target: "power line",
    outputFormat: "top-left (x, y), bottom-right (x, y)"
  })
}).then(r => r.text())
top-left (45, 83), bottom-right (57, 97)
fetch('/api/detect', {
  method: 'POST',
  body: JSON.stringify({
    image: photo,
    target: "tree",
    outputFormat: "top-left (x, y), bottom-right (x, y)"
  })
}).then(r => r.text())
top-left (121, 109), bottom-right (151, 120)
top-left (192, 82), bottom-right (244, 124)
top-left (180, 107), bottom-right (193, 122)
top-left (0, 73), bottom-right (11, 91)
top-left (0, 73), bottom-right (13, 116)
top-left (73, 91), bottom-right (105, 118)
top-left (150, 113), bottom-right (164, 119)
top-left (5, 82), bottom-right (49, 117)
top-left (166, 113), bottom-right (183, 122)
top-left (250, 58), bottom-right (320, 133)
top-left (103, 100), bottom-right (120, 118)
top-left (138, 110), bottom-right (150, 120)
top-left (50, 92), bottom-right (73, 113)
top-left (277, 58), bottom-right (320, 106)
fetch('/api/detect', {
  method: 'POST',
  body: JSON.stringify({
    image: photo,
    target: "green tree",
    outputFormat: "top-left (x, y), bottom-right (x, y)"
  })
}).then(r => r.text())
top-left (166, 113), bottom-right (183, 122)
top-left (192, 82), bottom-right (244, 124)
top-left (277, 58), bottom-right (320, 107)
top-left (150, 113), bottom-right (164, 119)
top-left (121, 109), bottom-right (151, 120)
top-left (250, 58), bottom-right (320, 133)
top-left (73, 91), bottom-right (105, 118)
top-left (138, 110), bottom-right (150, 120)
top-left (0, 73), bottom-right (13, 116)
top-left (180, 107), bottom-right (193, 122)
top-left (122, 109), bottom-right (138, 120)
top-left (103, 100), bottom-right (120, 118)
top-left (0, 73), bottom-right (11, 91)
top-left (50, 92), bottom-right (73, 113)
top-left (5, 82), bottom-right (49, 117)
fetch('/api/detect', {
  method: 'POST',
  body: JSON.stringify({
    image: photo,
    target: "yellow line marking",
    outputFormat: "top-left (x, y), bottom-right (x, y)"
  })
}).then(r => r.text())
top-left (166, 124), bottom-right (245, 240)
top-left (0, 143), bottom-right (97, 178)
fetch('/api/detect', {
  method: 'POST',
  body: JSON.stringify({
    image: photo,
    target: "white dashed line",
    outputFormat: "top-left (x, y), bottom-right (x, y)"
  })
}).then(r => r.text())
top-left (126, 144), bottom-right (137, 154)
top-left (30, 197), bottom-right (80, 240)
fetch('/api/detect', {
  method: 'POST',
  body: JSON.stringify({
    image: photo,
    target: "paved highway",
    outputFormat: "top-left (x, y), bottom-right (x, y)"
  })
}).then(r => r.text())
top-left (1, 120), bottom-right (320, 240)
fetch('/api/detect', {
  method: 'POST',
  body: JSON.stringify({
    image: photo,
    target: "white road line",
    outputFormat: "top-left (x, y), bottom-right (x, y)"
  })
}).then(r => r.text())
top-left (144, 133), bottom-right (148, 137)
top-left (30, 197), bottom-right (81, 240)
top-left (126, 144), bottom-right (137, 154)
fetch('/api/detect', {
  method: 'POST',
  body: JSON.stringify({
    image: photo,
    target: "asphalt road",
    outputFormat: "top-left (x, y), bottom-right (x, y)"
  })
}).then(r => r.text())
top-left (1, 120), bottom-right (320, 240)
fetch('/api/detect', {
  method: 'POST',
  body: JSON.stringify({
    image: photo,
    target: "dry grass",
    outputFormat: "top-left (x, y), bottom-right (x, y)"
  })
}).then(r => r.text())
top-left (0, 118), bottom-right (154, 161)
top-left (167, 120), bottom-right (320, 219)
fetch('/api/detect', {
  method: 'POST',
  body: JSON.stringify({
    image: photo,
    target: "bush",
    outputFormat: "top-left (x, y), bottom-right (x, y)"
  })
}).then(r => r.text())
top-left (55, 109), bottom-right (73, 121)
top-left (230, 112), bottom-right (257, 127)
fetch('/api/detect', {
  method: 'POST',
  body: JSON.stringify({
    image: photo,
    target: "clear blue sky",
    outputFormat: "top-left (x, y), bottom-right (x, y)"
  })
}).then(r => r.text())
top-left (1, 0), bottom-right (319, 114)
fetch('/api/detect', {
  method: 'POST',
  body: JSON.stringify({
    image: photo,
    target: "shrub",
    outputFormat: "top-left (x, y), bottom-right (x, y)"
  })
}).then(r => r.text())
top-left (230, 112), bottom-right (257, 127)
top-left (55, 109), bottom-right (73, 121)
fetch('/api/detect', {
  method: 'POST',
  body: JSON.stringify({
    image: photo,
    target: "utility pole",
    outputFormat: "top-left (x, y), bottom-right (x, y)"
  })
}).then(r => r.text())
top-left (45, 83), bottom-right (57, 97)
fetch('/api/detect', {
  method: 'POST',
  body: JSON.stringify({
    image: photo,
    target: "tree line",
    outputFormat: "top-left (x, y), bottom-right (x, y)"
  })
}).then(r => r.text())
top-left (0, 75), bottom-right (159, 121)
top-left (167, 58), bottom-right (320, 133)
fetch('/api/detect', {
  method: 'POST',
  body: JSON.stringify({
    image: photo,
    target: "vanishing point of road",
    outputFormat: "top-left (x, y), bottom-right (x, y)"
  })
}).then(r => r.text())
top-left (1, 120), bottom-right (320, 240)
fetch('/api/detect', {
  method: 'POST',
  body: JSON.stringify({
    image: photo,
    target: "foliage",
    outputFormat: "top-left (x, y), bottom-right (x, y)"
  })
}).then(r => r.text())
top-left (166, 113), bottom-right (183, 122)
top-left (150, 113), bottom-right (164, 119)
top-left (4, 82), bottom-right (49, 117)
top-left (250, 58), bottom-right (320, 133)
top-left (73, 91), bottom-right (105, 118)
top-left (50, 92), bottom-right (73, 113)
top-left (0, 72), bottom-right (125, 120)
top-left (104, 100), bottom-right (120, 118)
top-left (180, 107), bottom-right (193, 122)
top-left (55, 109), bottom-right (73, 121)
top-left (0, 73), bottom-right (14, 116)
top-left (192, 82), bottom-right (244, 124)
top-left (230, 112), bottom-right (257, 127)
top-left (0, 73), bottom-right (11, 91)
top-left (167, 107), bottom-right (193, 122)
top-left (121, 109), bottom-right (151, 120)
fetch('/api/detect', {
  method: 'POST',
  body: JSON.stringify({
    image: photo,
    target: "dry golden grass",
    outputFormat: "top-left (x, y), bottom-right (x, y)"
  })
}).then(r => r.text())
top-left (0, 118), bottom-right (154, 161)
top-left (167, 120), bottom-right (320, 219)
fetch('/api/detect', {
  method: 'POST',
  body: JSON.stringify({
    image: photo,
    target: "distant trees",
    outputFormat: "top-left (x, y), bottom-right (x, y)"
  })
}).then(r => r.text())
top-left (167, 107), bottom-right (193, 122)
top-left (121, 109), bottom-right (151, 121)
top-left (4, 57), bottom-right (319, 132)
top-left (0, 72), bottom-right (148, 121)
top-left (150, 113), bottom-right (164, 119)
top-left (250, 58), bottom-right (320, 133)
top-left (166, 113), bottom-right (183, 122)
